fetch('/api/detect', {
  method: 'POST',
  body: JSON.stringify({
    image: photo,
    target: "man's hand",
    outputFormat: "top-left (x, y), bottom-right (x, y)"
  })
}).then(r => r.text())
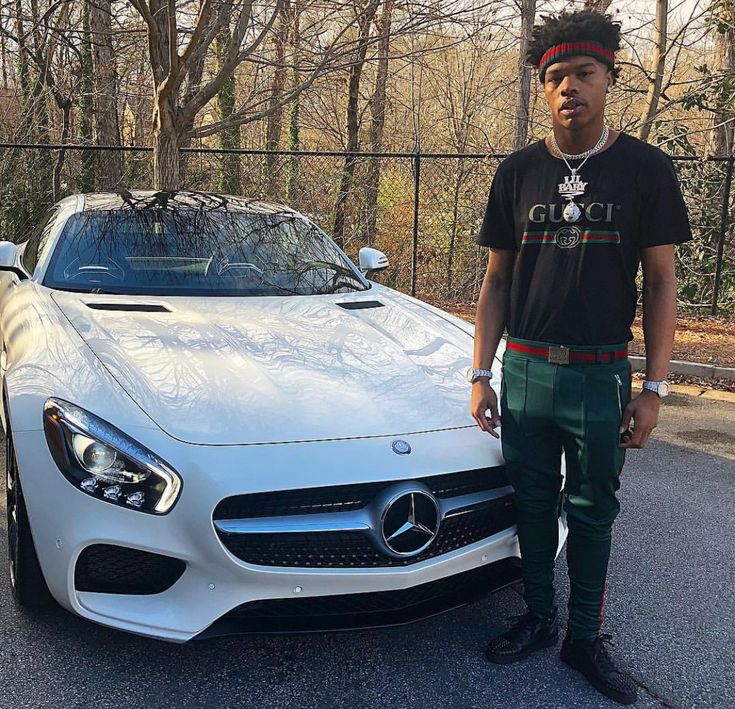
top-left (471, 380), bottom-right (501, 438)
top-left (619, 389), bottom-right (661, 449)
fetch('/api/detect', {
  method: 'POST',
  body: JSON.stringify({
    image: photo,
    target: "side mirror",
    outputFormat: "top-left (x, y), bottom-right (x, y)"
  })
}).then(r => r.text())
top-left (0, 241), bottom-right (26, 280)
top-left (358, 247), bottom-right (389, 277)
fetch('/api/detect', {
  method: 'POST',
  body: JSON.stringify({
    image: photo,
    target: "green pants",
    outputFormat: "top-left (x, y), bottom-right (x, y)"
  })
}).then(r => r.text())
top-left (500, 337), bottom-right (632, 640)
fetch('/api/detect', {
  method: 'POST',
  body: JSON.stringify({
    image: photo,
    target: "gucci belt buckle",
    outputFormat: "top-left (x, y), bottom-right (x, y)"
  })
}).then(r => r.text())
top-left (548, 345), bottom-right (570, 365)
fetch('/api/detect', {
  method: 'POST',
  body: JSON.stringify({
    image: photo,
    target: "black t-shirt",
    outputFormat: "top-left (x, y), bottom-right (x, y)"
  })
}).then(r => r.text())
top-left (476, 133), bottom-right (691, 344)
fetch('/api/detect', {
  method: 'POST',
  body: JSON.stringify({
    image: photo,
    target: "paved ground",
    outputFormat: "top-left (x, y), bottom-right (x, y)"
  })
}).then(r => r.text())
top-left (0, 393), bottom-right (733, 709)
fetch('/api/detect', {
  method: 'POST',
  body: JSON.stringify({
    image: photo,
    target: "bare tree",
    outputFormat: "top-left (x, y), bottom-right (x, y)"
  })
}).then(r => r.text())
top-left (285, 0), bottom-right (303, 200)
top-left (711, 0), bottom-right (734, 155)
top-left (79, 0), bottom-right (95, 191)
top-left (215, 18), bottom-right (241, 195)
top-left (361, 0), bottom-right (394, 244)
top-left (90, 0), bottom-right (123, 187)
top-left (638, 0), bottom-right (669, 141)
top-left (263, 1), bottom-right (290, 196)
top-left (126, 0), bottom-right (390, 191)
top-left (6, 0), bottom-right (76, 199)
top-left (584, 0), bottom-right (612, 11)
top-left (514, 0), bottom-right (536, 150)
top-left (332, 0), bottom-right (381, 249)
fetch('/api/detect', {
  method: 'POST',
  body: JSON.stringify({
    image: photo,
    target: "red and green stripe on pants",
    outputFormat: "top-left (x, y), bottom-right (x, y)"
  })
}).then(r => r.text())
top-left (500, 336), bottom-right (631, 639)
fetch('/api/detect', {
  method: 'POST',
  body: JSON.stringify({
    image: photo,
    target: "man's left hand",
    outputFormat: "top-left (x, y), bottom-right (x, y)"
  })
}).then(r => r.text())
top-left (619, 389), bottom-right (661, 449)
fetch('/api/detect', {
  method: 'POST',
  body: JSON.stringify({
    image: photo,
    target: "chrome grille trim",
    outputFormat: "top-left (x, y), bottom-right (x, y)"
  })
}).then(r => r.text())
top-left (214, 485), bottom-right (513, 536)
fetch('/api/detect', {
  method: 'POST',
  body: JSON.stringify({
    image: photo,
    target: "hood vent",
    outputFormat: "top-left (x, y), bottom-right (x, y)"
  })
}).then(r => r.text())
top-left (85, 302), bottom-right (171, 313)
top-left (336, 300), bottom-right (384, 310)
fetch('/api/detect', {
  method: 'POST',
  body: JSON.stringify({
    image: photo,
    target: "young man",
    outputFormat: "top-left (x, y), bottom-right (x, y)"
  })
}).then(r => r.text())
top-left (469, 9), bottom-right (691, 706)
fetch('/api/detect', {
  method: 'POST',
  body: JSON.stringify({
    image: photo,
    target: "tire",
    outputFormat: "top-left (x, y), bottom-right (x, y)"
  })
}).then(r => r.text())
top-left (5, 428), bottom-right (54, 608)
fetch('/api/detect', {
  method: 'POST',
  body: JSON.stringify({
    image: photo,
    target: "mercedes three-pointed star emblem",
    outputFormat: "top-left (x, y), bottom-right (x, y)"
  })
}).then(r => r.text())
top-left (380, 489), bottom-right (440, 557)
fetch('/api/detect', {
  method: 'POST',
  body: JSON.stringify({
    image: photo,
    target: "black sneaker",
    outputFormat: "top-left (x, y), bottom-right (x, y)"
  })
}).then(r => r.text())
top-left (560, 633), bottom-right (638, 705)
top-left (485, 608), bottom-right (558, 664)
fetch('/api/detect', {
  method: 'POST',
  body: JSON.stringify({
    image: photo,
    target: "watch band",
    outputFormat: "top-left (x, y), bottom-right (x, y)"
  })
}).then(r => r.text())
top-left (467, 367), bottom-right (493, 383)
top-left (643, 380), bottom-right (670, 398)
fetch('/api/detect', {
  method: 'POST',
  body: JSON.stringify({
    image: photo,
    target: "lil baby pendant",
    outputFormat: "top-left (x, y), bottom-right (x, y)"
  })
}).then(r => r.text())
top-left (557, 168), bottom-right (587, 223)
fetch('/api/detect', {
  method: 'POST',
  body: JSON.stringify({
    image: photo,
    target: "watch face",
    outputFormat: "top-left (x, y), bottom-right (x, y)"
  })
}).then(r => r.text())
top-left (659, 381), bottom-right (670, 397)
top-left (465, 367), bottom-right (474, 383)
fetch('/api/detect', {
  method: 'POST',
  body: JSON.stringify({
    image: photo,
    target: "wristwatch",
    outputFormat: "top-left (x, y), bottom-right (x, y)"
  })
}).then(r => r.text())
top-left (466, 367), bottom-right (493, 383)
top-left (643, 380), bottom-right (670, 398)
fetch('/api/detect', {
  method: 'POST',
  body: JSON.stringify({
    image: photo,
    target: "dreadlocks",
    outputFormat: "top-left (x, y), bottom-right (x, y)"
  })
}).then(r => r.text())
top-left (527, 9), bottom-right (622, 83)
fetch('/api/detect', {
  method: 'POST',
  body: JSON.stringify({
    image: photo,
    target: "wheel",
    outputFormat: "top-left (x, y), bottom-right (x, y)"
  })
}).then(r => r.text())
top-left (5, 429), bottom-right (54, 608)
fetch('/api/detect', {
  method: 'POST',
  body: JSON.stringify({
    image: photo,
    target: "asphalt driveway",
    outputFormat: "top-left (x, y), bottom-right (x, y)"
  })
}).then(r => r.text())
top-left (0, 392), bottom-right (733, 709)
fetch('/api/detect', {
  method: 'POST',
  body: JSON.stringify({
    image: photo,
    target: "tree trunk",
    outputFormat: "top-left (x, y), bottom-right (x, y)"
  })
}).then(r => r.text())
top-left (286, 0), bottom-right (302, 201)
top-left (90, 0), bottom-right (123, 188)
top-left (584, 0), bottom-right (613, 10)
top-left (711, 0), bottom-right (735, 156)
top-left (264, 2), bottom-right (290, 197)
top-left (216, 27), bottom-right (241, 195)
top-left (514, 0), bottom-right (536, 151)
top-left (128, 65), bottom-right (152, 185)
top-left (637, 0), bottom-right (668, 141)
top-left (152, 94), bottom-right (181, 191)
top-left (1, 20), bottom-right (7, 89)
top-left (133, 95), bottom-right (151, 146)
top-left (53, 101), bottom-right (71, 200)
top-left (333, 0), bottom-right (380, 249)
top-left (29, 75), bottom-right (54, 201)
top-left (15, 0), bottom-right (29, 116)
top-left (178, 52), bottom-right (205, 181)
top-left (362, 0), bottom-right (394, 245)
top-left (446, 157), bottom-right (464, 298)
top-left (78, 0), bottom-right (95, 192)
top-left (132, 53), bottom-right (151, 146)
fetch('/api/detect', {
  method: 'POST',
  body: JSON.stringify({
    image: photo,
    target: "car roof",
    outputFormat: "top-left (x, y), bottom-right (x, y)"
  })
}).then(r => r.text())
top-left (78, 191), bottom-right (299, 216)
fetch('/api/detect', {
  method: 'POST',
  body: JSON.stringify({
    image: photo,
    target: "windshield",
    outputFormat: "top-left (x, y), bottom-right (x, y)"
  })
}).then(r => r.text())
top-left (43, 209), bottom-right (369, 296)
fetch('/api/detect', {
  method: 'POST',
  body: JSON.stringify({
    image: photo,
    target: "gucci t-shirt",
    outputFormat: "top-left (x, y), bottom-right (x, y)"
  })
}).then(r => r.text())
top-left (476, 132), bottom-right (691, 345)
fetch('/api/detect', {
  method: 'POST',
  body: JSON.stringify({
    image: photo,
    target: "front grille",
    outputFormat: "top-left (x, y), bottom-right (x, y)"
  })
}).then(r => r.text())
top-left (74, 544), bottom-right (186, 594)
top-left (213, 466), bottom-right (509, 520)
top-left (218, 496), bottom-right (515, 568)
top-left (196, 558), bottom-right (522, 637)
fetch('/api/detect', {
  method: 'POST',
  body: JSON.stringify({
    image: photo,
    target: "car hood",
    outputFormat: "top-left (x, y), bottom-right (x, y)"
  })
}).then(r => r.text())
top-left (51, 288), bottom-right (477, 444)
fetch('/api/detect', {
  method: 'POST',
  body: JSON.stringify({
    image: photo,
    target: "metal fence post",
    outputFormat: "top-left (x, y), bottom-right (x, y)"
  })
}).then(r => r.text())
top-left (712, 155), bottom-right (734, 316)
top-left (410, 152), bottom-right (420, 297)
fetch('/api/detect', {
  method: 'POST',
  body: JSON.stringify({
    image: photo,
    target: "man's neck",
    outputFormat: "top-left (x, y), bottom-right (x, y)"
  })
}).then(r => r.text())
top-left (552, 120), bottom-right (606, 154)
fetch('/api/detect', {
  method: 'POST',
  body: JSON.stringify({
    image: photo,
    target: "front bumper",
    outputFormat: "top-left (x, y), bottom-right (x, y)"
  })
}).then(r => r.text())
top-left (14, 425), bottom-right (567, 642)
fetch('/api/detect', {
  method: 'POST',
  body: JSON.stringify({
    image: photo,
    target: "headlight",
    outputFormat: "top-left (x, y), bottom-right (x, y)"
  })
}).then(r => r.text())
top-left (43, 398), bottom-right (182, 514)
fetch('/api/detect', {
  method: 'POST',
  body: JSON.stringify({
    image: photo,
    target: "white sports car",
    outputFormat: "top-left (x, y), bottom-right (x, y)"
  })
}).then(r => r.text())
top-left (1, 191), bottom-right (566, 642)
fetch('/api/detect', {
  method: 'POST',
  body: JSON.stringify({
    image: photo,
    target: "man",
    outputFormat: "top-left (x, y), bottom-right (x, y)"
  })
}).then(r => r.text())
top-left (468, 9), bottom-right (691, 706)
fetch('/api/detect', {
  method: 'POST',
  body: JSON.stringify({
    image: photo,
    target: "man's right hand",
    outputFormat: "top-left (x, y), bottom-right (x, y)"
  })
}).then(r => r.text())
top-left (470, 380), bottom-right (501, 438)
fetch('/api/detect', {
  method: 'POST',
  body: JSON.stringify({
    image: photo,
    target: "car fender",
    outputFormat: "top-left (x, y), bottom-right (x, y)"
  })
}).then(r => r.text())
top-left (1, 283), bottom-right (158, 434)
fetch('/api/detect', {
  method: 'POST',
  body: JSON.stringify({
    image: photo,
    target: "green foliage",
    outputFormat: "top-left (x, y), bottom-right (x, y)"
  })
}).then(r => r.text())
top-left (0, 163), bottom-right (51, 243)
top-left (654, 123), bottom-right (734, 312)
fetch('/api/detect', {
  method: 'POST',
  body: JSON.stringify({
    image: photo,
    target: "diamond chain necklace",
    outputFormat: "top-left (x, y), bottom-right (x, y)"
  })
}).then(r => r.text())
top-left (551, 125), bottom-right (609, 172)
top-left (550, 125), bottom-right (610, 223)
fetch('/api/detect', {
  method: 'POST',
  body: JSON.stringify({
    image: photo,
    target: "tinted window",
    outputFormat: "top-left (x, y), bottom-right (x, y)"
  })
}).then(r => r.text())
top-left (21, 207), bottom-right (59, 274)
top-left (43, 210), bottom-right (369, 296)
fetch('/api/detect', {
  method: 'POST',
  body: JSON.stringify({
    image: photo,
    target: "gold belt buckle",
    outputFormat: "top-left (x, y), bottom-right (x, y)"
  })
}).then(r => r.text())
top-left (548, 345), bottom-right (570, 364)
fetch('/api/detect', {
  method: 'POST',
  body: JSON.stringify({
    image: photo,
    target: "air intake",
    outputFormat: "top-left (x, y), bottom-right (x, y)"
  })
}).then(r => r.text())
top-left (85, 302), bottom-right (171, 312)
top-left (336, 301), bottom-right (384, 310)
top-left (75, 544), bottom-right (185, 594)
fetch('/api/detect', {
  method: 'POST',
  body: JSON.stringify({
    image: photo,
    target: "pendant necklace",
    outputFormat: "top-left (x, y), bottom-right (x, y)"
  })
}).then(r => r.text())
top-left (551, 125), bottom-right (609, 223)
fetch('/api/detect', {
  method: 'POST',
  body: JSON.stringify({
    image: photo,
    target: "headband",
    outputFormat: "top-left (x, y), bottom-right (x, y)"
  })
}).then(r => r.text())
top-left (537, 41), bottom-right (616, 82)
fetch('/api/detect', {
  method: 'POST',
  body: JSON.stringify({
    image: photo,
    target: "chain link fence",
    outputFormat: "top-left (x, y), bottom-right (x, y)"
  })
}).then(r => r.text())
top-left (0, 144), bottom-right (732, 314)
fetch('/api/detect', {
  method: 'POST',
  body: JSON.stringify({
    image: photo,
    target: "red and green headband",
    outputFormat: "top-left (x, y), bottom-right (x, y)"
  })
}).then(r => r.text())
top-left (537, 41), bottom-right (616, 82)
